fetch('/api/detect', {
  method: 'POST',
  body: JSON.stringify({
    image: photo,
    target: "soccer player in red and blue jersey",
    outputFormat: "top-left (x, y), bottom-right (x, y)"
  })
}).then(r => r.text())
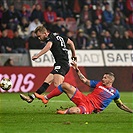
top-left (35, 61), bottom-right (133, 114)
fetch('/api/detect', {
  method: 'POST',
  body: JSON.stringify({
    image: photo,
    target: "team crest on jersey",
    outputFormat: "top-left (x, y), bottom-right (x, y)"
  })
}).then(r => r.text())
top-left (110, 89), bottom-right (114, 93)
top-left (46, 37), bottom-right (50, 41)
top-left (53, 33), bottom-right (58, 36)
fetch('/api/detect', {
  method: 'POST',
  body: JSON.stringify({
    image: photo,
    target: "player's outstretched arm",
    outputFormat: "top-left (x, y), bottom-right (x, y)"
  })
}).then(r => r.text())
top-left (32, 42), bottom-right (52, 60)
top-left (114, 99), bottom-right (133, 113)
top-left (71, 61), bottom-right (90, 86)
top-left (67, 38), bottom-right (77, 61)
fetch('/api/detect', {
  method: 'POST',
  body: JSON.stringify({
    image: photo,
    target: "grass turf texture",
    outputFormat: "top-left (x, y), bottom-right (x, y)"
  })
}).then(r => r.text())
top-left (0, 92), bottom-right (132, 133)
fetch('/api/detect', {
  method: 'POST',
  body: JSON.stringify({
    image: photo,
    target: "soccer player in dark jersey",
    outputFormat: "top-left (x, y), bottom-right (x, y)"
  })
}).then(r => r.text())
top-left (20, 26), bottom-right (77, 103)
top-left (34, 61), bottom-right (133, 114)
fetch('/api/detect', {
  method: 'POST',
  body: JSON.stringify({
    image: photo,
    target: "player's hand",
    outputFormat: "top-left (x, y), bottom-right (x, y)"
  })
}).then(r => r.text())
top-left (32, 55), bottom-right (38, 61)
top-left (71, 61), bottom-right (78, 70)
top-left (71, 56), bottom-right (77, 62)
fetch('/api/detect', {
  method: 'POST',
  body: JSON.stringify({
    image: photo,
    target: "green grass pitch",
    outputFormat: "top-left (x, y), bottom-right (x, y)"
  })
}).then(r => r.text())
top-left (0, 92), bottom-right (133, 133)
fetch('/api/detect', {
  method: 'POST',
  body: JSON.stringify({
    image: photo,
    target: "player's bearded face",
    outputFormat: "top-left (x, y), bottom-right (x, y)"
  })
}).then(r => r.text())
top-left (102, 74), bottom-right (110, 85)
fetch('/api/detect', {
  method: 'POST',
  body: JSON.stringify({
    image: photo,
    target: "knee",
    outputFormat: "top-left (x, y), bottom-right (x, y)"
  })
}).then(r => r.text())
top-left (54, 80), bottom-right (64, 87)
top-left (54, 80), bottom-right (63, 87)
top-left (61, 82), bottom-right (69, 89)
top-left (54, 82), bottom-right (59, 87)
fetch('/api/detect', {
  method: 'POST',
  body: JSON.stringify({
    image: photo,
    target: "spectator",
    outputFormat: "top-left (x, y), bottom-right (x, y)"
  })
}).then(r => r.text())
top-left (20, 4), bottom-right (31, 21)
top-left (79, 5), bottom-right (92, 25)
top-left (76, 29), bottom-right (89, 49)
top-left (13, 0), bottom-right (24, 11)
top-left (44, 0), bottom-right (57, 9)
top-left (30, 3), bottom-right (44, 23)
top-left (3, 58), bottom-right (14, 66)
top-left (122, 30), bottom-right (133, 49)
top-left (113, 0), bottom-right (126, 15)
top-left (110, 19), bottom-right (126, 38)
top-left (102, 2), bottom-right (113, 30)
top-left (0, 21), bottom-right (8, 31)
top-left (93, 19), bottom-right (104, 36)
top-left (100, 42), bottom-right (108, 50)
top-left (127, 43), bottom-right (133, 49)
top-left (51, 18), bottom-right (68, 36)
top-left (66, 31), bottom-right (77, 48)
top-left (92, 3), bottom-right (103, 23)
top-left (91, 0), bottom-right (101, 5)
top-left (27, 31), bottom-right (44, 49)
top-left (43, 5), bottom-right (57, 30)
top-left (28, 18), bottom-right (42, 34)
top-left (12, 30), bottom-right (27, 53)
top-left (0, 29), bottom-right (16, 53)
top-left (55, 0), bottom-right (73, 18)
top-left (127, 12), bottom-right (133, 30)
top-left (107, 43), bottom-right (115, 49)
top-left (126, 0), bottom-right (133, 12)
top-left (17, 17), bottom-right (29, 40)
top-left (68, 0), bottom-right (83, 17)
top-left (88, 31), bottom-right (99, 49)
top-left (99, 30), bottom-right (114, 49)
top-left (79, 19), bottom-right (94, 37)
top-left (102, 0), bottom-right (109, 5)
top-left (2, 4), bottom-right (21, 31)
top-left (113, 7), bottom-right (126, 26)
top-left (1, 0), bottom-right (8, 10)
top-left (0, 5), bottom-right (4, 24)
top-left (84, 0), bottom-right (93, 11)
top-left (112, 30), bottom-right (123, 49)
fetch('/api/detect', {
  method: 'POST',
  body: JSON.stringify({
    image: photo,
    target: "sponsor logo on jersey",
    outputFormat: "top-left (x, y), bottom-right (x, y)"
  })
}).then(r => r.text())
top-left (99, 86), bottom-right (114, 95)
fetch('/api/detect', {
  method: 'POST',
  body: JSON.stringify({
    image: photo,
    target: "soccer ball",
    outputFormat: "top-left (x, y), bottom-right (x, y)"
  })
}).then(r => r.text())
top-left (0, 78), bottom-right (12, 90)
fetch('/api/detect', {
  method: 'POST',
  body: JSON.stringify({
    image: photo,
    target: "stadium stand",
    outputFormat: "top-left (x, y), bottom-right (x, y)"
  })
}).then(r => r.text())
top-left (0, 0), bottom-right (133, 65)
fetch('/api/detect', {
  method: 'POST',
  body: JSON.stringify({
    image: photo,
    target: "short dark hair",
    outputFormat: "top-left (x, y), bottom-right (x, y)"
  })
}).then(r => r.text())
top-left (105, 72), bottom-right (115, 77)
top-left (105, 72), bottom-right (115, 82)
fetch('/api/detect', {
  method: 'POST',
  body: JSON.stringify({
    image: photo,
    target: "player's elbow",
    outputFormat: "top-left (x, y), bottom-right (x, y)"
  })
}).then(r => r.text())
top-left (67, 38), bottom-right (73, 46)
top-left (68, 107), bottom-right (80, 114)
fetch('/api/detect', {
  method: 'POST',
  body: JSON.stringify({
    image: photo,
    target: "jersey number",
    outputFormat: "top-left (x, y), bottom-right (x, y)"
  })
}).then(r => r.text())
top-left (56, 36), bottom-right (67, 51)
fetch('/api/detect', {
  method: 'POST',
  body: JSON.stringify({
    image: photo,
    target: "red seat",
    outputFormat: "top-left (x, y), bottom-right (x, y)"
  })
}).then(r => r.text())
top-left (56, 17), bottom-right (64, 21)
top-left (23, 4), bottom-right (31, 10)
top-left (128, 30), bottom-right (133, 38)
top-left (65, 17), bottom-right (77, 32)
top-left (7, 29), bottom-right (14, 39)
top-left (65, 17), bottom-right (76, 22)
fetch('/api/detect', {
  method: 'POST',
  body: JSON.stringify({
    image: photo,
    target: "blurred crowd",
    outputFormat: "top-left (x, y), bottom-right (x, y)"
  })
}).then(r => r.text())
top-left (0, 0), bottom-right (133, 53)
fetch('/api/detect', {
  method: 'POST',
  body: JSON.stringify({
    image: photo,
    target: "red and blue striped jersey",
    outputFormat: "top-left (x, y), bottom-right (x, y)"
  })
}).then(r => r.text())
top-left (87, 80), bottom-right (120, 112)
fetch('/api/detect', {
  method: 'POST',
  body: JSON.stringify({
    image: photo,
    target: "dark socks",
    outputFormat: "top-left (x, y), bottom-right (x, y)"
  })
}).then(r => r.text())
top-left (36, 82), bottom-right (49, 94)
top-left (30, 82), bottom-right (49, 100)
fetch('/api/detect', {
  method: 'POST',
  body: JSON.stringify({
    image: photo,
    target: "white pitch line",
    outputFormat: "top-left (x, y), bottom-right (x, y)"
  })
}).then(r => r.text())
top-left (49, 100), bottom-right (72, 103)
top-left (0, 99), bottom-right (71, 103)
top-left (0, 99), bottom-right (132, 105)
